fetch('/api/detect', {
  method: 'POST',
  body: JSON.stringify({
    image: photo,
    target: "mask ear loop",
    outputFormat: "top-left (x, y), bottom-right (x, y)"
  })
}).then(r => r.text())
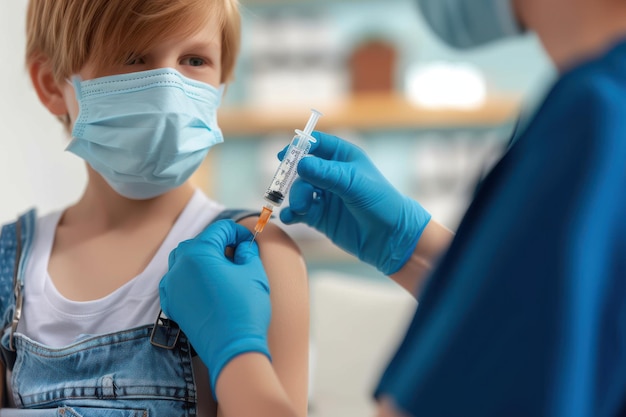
top-left (56, 114), bottom-right (71, 128)
top-left (60, 76), bottom-right (81, 133)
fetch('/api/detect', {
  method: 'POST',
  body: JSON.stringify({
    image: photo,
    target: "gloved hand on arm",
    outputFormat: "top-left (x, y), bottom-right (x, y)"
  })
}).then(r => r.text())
top-left (279, 131), bottom-right (432, 276)
top-left (159, 220), bottom-right (271, 400)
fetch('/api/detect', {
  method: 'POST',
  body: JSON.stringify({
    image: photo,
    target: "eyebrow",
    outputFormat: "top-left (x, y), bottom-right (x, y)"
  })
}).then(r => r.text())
top-left (183, 41), bottom-right (221, 53)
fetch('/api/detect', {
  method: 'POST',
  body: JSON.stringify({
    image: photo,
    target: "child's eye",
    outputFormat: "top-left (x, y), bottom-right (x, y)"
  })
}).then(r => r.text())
top-left (182, 57), bottom-right (207, 67)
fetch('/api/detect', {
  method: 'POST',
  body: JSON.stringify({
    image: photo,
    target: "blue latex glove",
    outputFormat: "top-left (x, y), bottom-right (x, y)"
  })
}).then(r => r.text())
top-left (159, 219), bottom-right (271, 399)
top-left (280, 131), bottom-right (432, 275)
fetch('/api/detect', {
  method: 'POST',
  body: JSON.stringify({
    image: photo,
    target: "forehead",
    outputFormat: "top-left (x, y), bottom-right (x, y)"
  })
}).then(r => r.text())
top-left (91, 1), bottom-right (225, 67)
top-left (158, 14), bottom-right (223, 51)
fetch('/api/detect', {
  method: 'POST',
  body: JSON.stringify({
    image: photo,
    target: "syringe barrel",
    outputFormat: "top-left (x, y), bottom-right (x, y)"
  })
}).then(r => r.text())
top-left (262, 109), bottom-right (322, 208)
top-left (263, 132), bottom-right (312, 206)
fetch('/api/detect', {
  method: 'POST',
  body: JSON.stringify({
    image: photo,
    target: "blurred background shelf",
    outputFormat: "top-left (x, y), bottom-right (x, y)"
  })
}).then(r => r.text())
top-left (218, 93), bottom-right (521, 136)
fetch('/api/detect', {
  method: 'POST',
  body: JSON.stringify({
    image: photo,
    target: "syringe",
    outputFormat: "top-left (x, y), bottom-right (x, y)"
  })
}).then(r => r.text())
top-left (251, 109), bottom-right (323, 245)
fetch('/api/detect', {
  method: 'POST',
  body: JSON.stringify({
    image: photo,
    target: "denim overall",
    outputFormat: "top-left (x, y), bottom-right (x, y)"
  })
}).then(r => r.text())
top-left (0, 208), bottom-right (255, 416)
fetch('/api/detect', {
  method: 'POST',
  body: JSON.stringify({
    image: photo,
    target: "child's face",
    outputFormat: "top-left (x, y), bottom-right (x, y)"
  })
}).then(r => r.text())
top-left (60, 13), bottom-right (223, 125)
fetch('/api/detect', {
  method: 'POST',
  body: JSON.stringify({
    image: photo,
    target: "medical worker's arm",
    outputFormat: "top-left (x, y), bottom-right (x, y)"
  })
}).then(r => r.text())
top-left (280, 131), bottom-right (453, 294)
top-left (159, 220), bottom-right (302, 417)
top-left (377, 398), bottom-right (411, 417)
top-left (391, 219), bottom-right (454, 294)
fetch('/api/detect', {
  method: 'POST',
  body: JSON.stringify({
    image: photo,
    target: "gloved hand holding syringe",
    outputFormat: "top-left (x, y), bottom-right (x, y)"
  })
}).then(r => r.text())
top-left (250, 108), bottom-right (323, 245)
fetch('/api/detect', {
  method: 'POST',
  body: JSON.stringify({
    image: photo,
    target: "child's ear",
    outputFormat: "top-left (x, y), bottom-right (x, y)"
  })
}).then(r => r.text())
top-left (29, 58), bottom-right (69, 116)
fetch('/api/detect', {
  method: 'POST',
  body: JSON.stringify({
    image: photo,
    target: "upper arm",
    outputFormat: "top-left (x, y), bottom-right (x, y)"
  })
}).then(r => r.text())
top-left (238, 217), bottom-right (310, 417)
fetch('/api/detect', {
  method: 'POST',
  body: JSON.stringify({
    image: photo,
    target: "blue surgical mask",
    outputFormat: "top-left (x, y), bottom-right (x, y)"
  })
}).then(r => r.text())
top-left (417, 0), bottom-right (524, 49)
top-left (66, 68), bottom-right (224, 200)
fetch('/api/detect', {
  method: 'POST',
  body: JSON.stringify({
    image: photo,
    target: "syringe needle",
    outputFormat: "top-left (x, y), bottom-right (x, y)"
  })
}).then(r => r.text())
top-left (249, 204), bottom-right (273, 248)
top-left (249, 231), bottom-right (259, 248)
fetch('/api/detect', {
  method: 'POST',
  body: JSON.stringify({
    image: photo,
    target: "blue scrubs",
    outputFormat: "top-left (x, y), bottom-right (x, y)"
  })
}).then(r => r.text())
top-left (375, 39), bottom-right (626, 416)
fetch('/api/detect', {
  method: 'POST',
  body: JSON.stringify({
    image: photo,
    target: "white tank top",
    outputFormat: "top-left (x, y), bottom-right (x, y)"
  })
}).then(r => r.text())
top-left (19, 189), bottom-right (224, 347)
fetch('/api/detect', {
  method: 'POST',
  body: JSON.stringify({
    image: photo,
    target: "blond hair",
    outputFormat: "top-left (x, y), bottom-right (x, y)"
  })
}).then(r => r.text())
top-left (26, 0), bottom-right (241, 84)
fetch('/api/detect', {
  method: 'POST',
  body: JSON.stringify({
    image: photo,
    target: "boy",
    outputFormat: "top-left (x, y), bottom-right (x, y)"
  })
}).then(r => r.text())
top-left (0, 1), bottom-right (309, 416)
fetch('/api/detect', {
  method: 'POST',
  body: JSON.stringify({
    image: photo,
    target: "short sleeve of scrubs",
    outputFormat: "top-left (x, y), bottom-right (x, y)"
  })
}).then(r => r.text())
top-left (375, 40), bottom-right (626, 417)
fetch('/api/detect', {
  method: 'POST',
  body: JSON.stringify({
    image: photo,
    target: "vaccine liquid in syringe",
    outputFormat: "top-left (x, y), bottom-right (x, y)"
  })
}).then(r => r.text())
top-left (263, 134), bottom-right (309, 206)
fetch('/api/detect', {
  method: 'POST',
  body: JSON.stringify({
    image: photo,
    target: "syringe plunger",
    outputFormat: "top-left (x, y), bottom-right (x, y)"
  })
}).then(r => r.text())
top-left (302, 109), bottom-right (323, 136)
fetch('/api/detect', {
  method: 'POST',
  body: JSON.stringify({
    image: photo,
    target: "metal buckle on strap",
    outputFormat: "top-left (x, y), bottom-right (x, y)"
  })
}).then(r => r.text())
top-left (149, 310), bottom-right (181, 350)
top-left (9, 283), bottom-right (23, 352)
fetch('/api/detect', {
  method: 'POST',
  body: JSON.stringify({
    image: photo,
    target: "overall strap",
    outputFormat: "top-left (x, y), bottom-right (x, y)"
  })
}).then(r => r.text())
top-left (0, 208), bottom-right (37, 369)
top-left (0, 223), bottom-right (19, 327)
top-left (211, 208), bottom-right (260, 224)
top-left (150, 208), bottom-right (260, 351)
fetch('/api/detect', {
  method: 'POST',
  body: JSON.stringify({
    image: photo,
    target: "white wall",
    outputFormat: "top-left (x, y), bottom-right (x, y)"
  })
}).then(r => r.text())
top-left (0, 2), bottom-right (85, 225)
top-left (308, 273), bottom-right (417, 417)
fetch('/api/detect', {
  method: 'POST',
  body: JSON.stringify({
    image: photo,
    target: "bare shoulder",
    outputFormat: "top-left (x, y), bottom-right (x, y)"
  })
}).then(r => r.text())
top-left (237, 217), bottom-right (303, 260)
top-left (236, 216), bottom-right (308, 291)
